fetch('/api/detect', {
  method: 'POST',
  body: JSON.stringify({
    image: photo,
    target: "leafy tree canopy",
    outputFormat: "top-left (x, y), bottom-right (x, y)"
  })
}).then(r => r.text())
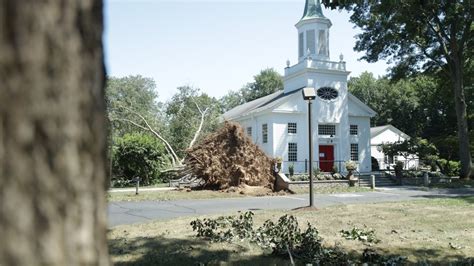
top-left (330, 0), bottom-right (473, 178)
top-left (106, 75), bottom-right (162, 137)
top-left (221, 68), bottom-right (283, 112)
top-left (165, 86), bottom-right (221, 157)
top-left (349, 72), bottom-right (436, 137)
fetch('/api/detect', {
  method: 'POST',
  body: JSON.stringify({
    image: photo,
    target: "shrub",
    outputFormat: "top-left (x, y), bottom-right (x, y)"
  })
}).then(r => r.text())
top-left (394, 161), bottom-right (404, 178)
top-left (288, 163), bottom-right (295, 176)
top-left (345, 161), bottom-right (357, 171)
top-left (437, 159), bottom-right (461, 177)
top-left (313, 167), bottom-right (320, 176)
top-left (112, 133), bottom-right (170, 187)
top-left (331, 165), bottom-right (339, 174)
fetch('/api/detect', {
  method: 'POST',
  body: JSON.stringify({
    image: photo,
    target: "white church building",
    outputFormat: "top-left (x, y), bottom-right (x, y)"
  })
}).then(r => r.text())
top-left (223, 0), bottom-right (376, 174)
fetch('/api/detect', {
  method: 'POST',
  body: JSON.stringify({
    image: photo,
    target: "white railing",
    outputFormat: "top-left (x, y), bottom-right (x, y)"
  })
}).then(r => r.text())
top-left (284, 58), bottom-right (346, 76)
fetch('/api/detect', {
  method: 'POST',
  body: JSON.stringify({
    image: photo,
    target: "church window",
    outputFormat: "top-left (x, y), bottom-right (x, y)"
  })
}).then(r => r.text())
top-left (262, 124), bottom-right (268, 143)
top-left (350, 125), bottom-right (358, 135)
top-left (288, 123), bottom-right (297, 134)
top-left (318, 124), bottom-right (336, 136)
top-left (298, 32), bottom-right (304, 58)
top-left (247, 127), bottom-right (252, 137)
top-left (288, 143), bottom-right (297, 162)
top-left (351, 144), bottom-right (359, 161)
top-left (317, 87), bottom-right (338, 100)
top-left (306, 30), bottom-right (316, 54)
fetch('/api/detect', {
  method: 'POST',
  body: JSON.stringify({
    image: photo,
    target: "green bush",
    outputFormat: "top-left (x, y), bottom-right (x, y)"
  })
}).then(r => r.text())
top-left (313, 167), bottom-right (320, 176)
top-left (288, 164), bottom-right (295, 176)
top-left (331, 165), bottom-right (339, 174)
top-left (437, 159), bottom-right (461, 177)
top-left (112, 133), bottom-right (170, 187)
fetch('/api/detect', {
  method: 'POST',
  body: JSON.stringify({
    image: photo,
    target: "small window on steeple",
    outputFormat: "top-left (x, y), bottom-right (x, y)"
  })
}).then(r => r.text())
top-left (306, 30), bottom-right (315, 54)
top-left (298, 32), bottom-right (304, 58)
top-left (318, 30), bottom-right (328, 56)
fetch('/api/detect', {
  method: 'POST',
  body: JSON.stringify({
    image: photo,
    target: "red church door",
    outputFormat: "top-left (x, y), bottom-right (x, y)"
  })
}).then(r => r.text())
top-left (319, 145), bottom-right (334, 172)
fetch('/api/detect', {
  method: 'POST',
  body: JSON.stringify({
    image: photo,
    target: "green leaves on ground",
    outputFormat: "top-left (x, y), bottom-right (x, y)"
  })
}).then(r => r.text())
top-left (190, 212), bottom-right (399, 265)
top-left (340, 226), bottom-right (380, 244)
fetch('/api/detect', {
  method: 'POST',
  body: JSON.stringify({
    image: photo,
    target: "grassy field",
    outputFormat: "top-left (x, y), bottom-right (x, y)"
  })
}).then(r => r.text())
top-left (107, 186), bottom-right (371, 202)
top-left (108, 196), bottom-right (474, 265)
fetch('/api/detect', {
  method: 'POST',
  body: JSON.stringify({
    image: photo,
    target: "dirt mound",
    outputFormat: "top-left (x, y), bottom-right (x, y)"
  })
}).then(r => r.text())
top-left (185, 121), bottom-right (276, 190)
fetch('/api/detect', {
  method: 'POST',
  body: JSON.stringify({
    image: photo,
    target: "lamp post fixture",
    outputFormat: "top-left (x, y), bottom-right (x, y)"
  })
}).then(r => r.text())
top-left (302, 87), bottom-right (316, 207)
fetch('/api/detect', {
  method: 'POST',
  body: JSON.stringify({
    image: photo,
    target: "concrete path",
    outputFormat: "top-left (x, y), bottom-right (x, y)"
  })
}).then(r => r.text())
top-left (109, 187), bottom-right (174, 193)
top-left (108, 186), bottom-right (474, 227)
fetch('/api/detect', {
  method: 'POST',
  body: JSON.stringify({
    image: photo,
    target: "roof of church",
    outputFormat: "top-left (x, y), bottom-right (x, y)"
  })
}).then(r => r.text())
top-left (370, 125), bottom-right (410, 139)
top-left (222, 89), bottom-right (296, 121)
top-left (301, 0), bottom-right (327, 20)
top-left (222, 88), bottom-right (376, 121)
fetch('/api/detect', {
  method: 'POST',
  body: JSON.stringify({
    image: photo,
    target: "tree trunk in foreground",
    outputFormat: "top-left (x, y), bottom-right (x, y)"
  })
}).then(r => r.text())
top-left (0, 1), bottom-right (109, 265)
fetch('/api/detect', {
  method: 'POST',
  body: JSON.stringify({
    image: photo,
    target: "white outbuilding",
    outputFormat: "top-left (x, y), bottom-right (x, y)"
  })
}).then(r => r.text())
top-left (370, 125), bottom-right (419, 170)
top-left (223, 0), bottom-right (376, 174)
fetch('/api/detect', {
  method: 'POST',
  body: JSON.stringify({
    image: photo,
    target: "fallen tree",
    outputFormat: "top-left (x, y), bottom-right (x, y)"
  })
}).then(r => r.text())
top-left (185, 122), bottom-right (276, 190)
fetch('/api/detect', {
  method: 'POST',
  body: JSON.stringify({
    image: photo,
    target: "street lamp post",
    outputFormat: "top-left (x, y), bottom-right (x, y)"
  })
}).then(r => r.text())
top-left (302, 87), bottom-right (316, 207)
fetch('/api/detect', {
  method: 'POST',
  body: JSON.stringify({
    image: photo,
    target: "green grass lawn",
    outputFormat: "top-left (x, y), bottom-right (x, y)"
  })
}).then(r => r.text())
top-left (108, 196), bottom-right (474, 265)
top-left (107, 186), bottom-right (372, 202)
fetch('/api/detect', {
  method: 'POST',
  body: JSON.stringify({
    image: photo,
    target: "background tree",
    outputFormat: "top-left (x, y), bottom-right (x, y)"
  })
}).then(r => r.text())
top-left (326, 1), bottom-right (473, 178)
top-left (106, 75), bottom-right (162, 137)
top-left (220, 89), bottom-right (247, 112)
top-left (165, 86), bottom-right (221, 158)
top-left (0, 0), bottom-right (109, 264)
top-left (349, 73), bottom-right (434, 137)
top-left (220, 68), bottom-right (284, 112)
top-left (242, 68), bottom-right (284, 102)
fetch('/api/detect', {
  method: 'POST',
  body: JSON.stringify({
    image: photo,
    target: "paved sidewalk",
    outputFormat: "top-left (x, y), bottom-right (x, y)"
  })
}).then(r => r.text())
top-left (109, 187), bottom-right (175, 193)
top-left (108, 186), bottom-right (474, 227)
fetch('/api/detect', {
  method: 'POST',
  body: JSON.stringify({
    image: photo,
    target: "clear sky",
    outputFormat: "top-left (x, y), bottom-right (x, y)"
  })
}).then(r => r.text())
top-left (104, 0), bottom-right (390, 101)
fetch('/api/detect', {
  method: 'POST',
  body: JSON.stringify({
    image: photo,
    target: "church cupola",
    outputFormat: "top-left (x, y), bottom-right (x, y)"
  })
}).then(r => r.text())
top-left (296, 0), bottom-right (332, 62)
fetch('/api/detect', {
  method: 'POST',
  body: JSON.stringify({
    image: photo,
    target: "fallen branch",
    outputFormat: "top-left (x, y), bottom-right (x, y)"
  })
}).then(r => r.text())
top-left (186, 100), bottom-right (209, 153)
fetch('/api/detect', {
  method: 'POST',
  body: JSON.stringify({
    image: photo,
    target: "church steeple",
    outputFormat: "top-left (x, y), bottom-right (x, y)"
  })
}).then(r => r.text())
top-left (301, 0), bottom-right (326, 20)
top-left (296, 0), bottom-right (331, 62)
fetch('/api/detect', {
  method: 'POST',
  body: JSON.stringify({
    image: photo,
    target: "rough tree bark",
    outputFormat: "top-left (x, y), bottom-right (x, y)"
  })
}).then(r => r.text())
top-left (450, 57), bottom-right (472, 179)
top-left (0, 1), bottom-right (109, 265)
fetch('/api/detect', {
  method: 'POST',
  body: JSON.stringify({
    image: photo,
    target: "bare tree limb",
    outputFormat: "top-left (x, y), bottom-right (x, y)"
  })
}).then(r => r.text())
top-left (111, 117), bottom-right (178, 166)
top-left (112, 100), bottom-right (211, 167)
top-left (185, 100), bottom-right (209, 159)
top-left (116, 105), bottom-right (182, 166)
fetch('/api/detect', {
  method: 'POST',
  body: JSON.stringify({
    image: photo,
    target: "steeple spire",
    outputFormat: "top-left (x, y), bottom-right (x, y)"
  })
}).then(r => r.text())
top-left (301, 0), bottom-right (326, 20)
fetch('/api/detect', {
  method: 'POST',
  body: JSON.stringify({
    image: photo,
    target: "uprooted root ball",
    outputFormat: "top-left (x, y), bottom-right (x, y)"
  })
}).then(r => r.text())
top-left (185, 122), bottom-right (275, 190)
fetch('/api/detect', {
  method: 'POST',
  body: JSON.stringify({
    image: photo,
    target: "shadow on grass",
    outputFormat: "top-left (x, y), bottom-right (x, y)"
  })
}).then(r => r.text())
top-left (109, 235), bottom-right (474, 265)
top-left (376, 247), bottom-right (474, 265)
top-left (412, 195), bottom-right (474, 205)
top-left (109, 235), bottom-right (289, 266)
